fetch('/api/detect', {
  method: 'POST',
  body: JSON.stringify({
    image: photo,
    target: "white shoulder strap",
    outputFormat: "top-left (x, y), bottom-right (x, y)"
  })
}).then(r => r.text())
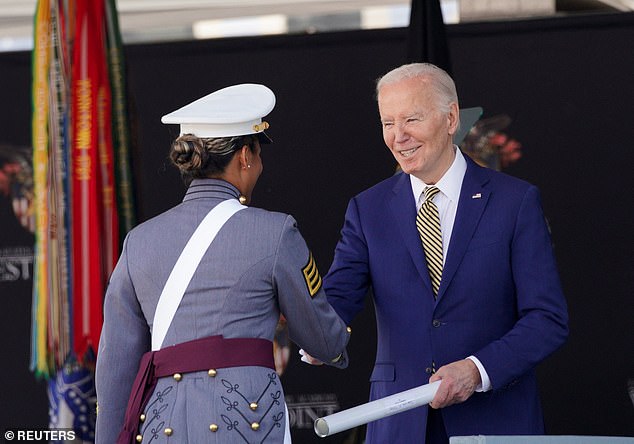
top-left (151, 198), bottom-right (246, 351)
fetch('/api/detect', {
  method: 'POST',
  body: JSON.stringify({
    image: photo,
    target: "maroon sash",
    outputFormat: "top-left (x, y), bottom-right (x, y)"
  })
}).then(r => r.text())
top-left (116, 335), bottom-right (275, 444)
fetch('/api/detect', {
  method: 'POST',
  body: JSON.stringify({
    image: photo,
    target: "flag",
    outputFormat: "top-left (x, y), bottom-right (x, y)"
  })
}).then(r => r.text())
top-left (407, 0), bottom-right (452, 74)
top-left (31, 0), bottom-right (135, 441)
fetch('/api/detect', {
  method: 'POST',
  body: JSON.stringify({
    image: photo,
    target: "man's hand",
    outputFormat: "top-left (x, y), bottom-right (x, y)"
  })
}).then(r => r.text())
top-left (428, 359), bottom-right (481, 409)
top-left (299, 349), bottom-right (323, 365)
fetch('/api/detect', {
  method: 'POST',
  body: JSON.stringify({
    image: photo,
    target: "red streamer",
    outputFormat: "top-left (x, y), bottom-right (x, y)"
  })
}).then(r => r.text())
top-left (71, 0), bottom-right (116, 360)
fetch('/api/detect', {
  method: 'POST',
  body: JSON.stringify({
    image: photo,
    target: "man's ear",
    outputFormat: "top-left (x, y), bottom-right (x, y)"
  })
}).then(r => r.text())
top-left (448, 102), bottom-right (459, 136)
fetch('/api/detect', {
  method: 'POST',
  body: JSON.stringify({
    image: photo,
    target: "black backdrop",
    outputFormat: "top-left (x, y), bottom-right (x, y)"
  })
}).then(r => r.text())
top-left (0, 11), bottom-right (632, 441)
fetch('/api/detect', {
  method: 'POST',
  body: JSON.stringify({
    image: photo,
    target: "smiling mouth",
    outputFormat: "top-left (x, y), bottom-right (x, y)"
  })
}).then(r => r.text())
top-left (398, 147), bottom-right (419, 158)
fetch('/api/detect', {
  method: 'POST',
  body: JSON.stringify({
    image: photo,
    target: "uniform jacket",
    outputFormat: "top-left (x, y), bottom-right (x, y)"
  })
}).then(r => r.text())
top-left (324, 154), bottom-right (568, 443)
top-left (96, 179), bottom-right (349, 444)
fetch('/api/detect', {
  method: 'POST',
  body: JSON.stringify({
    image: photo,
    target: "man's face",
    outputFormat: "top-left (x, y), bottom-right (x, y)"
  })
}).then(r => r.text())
top-left (378, 76), bottom-right (458, 184)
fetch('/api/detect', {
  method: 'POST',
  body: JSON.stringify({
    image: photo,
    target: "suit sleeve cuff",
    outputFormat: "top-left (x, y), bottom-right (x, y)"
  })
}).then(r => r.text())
top-left (467, 355), bottom-right (492, 392)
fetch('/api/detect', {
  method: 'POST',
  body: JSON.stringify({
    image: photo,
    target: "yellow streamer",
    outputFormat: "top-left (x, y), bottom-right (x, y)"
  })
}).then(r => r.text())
top-left (31, 0), bottom-right (52, 377)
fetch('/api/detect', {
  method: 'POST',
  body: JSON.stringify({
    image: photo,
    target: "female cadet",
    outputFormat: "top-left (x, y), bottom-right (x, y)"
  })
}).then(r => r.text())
top-left (95, 84), bottom-right (350, 444)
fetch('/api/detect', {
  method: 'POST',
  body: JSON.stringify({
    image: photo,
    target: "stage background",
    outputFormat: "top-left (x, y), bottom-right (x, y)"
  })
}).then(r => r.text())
top-left (0, 11), bottom-right (632, 441)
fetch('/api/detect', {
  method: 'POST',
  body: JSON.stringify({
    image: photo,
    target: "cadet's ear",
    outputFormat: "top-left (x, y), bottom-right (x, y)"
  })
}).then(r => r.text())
top-left (238, 145), bottom-right (250, 170)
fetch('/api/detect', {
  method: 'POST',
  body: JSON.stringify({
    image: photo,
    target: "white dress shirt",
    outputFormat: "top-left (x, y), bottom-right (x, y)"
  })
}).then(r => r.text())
top-left (409, 147), bottom-right (492, 392)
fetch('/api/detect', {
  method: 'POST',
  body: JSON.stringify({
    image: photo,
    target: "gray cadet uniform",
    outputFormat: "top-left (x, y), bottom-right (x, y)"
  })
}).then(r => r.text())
top-left (95, 179), bottom-right (350, 443)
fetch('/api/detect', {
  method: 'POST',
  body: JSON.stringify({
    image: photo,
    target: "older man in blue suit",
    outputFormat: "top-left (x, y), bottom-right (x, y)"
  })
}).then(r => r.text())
top-left (321, 63), bottom-right (569, 443)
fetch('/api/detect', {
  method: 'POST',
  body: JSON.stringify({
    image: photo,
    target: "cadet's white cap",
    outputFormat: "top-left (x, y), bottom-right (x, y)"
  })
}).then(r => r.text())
top-left (161, 83), bottom-right (275, 141)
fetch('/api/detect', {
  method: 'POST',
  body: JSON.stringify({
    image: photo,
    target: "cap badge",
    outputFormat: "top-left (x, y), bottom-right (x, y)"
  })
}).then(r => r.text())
top-left (253, 121), bottom-right (269, 133)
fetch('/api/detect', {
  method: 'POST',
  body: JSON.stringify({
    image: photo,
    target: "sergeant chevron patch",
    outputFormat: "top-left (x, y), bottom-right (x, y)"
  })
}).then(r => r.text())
top-left (302, 252), bottom-right (322, 297)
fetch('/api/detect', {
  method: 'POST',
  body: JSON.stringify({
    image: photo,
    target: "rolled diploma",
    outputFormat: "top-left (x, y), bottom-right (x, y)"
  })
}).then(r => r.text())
top-left (314, 380), bottom-right (441, 437)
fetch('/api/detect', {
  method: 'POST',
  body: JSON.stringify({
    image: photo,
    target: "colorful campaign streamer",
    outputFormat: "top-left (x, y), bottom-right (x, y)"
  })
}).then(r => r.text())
top-left (70, 0), bottom-right (108, 361)
top-left (31, 0), bottom-right (52, 378)
top-left (31, 0), bottom-right (135, 440)
top-left (105, 0), bottom-right (136, 239)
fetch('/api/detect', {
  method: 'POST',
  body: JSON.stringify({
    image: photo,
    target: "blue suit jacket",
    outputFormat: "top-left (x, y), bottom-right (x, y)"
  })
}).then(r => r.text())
top-left (324, 155), bottom-right (568, 443)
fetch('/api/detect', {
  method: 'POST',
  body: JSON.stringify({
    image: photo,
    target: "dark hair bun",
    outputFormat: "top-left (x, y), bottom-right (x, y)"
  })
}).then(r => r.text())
top-left (169, 135), bottom-right (207, 172)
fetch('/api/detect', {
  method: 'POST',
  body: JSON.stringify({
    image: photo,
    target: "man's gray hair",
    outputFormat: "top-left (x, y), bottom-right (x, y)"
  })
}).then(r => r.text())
top-left (376, 63), bottom-right (459, 113)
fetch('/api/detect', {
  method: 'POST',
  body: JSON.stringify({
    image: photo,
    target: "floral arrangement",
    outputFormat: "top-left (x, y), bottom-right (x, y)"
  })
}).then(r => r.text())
top-left (460, 114), bottom-right (522, 171)
top-left (0, 144), bottom-right (35, 233)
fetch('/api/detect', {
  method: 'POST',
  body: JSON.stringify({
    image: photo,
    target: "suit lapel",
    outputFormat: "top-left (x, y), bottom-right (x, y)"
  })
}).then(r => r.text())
top-left (437, 157), bottom-right (490, 300)
top-left (388, 173), bottom-right (434, 294)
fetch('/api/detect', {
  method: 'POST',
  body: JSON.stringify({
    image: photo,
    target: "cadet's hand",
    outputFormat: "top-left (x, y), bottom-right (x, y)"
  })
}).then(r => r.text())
top-left (299, 349), bottom-right (323, 366)
top-left (428, 359), bottom-right (480, 409)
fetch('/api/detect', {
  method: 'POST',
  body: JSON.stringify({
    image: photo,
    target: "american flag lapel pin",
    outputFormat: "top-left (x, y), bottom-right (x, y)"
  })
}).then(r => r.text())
top-left (472, 193), bottom-right (482, 199)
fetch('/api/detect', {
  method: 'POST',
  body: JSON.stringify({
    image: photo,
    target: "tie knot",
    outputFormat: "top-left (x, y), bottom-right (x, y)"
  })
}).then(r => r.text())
top-left (424, 186), bottom-right (440, 202)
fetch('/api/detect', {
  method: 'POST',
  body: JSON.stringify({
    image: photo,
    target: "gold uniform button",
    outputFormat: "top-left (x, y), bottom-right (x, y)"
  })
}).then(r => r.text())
top-left (251, 422), bottom-right (260, 431)
top-left (140, 413), bottom-right (146, 422)
top-left (208, 369), bottom-right (217, 377)
top-left (173, 373), bottom-right (182, 381)
top-left (135, 434), bottom-right (143, 442)
top-left (164, 428), bottom-right (173, 436)
top-left (346, 326), bottom-right (352, 333)
top-left (249, 402), bottom-right (258, 411)
top-left (209, 424), bottom-right (218, 432)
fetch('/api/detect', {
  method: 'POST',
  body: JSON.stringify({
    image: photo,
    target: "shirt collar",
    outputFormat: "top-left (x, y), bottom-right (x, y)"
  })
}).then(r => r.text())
top-left (410, 146), bottom-right (467, 204)
top-left (183, 178), bottom-right (241, 202)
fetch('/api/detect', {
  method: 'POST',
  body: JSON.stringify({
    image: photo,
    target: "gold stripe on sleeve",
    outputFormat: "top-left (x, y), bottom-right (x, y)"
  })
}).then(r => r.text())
top-left (302, 252), bottom-right (323, 297)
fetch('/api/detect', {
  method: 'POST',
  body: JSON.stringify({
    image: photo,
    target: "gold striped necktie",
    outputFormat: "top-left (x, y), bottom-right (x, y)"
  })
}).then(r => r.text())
top-left (416, 186), bottom-right (443, 297)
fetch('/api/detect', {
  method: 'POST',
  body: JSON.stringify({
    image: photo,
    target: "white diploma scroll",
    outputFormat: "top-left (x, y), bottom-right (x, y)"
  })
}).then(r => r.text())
top-left (314, 380), bottom-right (441, 438)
